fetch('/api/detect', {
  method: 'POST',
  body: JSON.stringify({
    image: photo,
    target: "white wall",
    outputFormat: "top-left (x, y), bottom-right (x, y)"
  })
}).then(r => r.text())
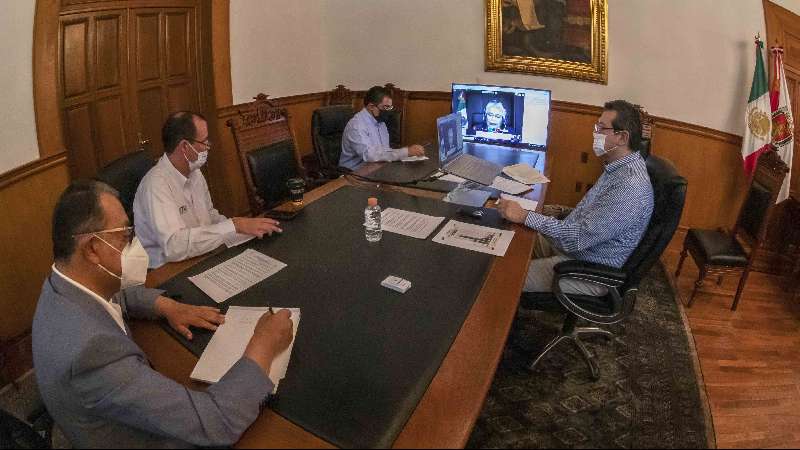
top-left (0, 0), bottom-right (38, 174)
top-left (321, 0), bottom-right (800, 136)
top-left (230, 0), bottom-right (329, 104)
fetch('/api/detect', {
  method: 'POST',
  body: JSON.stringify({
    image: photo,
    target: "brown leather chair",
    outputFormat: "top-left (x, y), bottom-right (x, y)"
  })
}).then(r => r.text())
top-left (226, 93), bottom-right (317, 214)
top-left (675, 150), bottom-right (790, 310)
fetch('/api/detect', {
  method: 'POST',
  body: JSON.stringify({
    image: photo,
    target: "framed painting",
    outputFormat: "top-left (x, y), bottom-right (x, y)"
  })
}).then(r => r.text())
top-left (486, 0), bottom-right (608, 84)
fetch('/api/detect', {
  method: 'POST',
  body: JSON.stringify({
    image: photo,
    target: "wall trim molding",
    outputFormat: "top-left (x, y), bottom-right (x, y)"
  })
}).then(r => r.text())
top-left (0, 152), bottom-right (67, 190)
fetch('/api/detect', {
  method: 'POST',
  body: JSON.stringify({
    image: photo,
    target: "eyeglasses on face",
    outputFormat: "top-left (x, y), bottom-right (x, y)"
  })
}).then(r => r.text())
top-left (593, 123), bottom-right (619, 133)
top-left (73, 225), bottom-right (135, 244)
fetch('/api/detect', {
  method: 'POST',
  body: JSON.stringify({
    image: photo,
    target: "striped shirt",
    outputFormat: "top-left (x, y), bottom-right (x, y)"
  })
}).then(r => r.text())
top-left (525, 152), bottom-right (654, 268)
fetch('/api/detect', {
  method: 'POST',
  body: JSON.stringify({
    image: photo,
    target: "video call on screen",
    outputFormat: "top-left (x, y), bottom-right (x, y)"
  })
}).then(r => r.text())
top-left (452, 84), bottom-right (551, 151)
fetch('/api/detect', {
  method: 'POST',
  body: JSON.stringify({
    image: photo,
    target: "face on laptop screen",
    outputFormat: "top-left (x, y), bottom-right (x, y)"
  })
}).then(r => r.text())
top-left (437, 113), bottom-right (463, 165)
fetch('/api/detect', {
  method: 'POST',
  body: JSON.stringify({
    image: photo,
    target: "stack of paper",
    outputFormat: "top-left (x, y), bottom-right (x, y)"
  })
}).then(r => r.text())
top-left (500, 193), bottom-right (539, 212)
top-left (401, 155), bottom-right (430, 162)
top-left (189, 249), bottom-right (287, 303)
top-left (503, 163), bottom-right (550, 185)
top-left (490, 177), bottom-right (532, 195)
top-left (191, 306), bottom-right (301, 394)
top-left (381, 208), bottom-right (446, 239)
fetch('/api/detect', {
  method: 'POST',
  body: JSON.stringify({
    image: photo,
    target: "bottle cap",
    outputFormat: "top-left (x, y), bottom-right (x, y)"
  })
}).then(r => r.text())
top-left (368, 197), bottom-right (378, 207)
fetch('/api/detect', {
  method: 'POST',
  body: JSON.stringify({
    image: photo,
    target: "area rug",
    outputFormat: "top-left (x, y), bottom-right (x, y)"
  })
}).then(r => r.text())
top-left (467, 263), bottom-right (715, 449)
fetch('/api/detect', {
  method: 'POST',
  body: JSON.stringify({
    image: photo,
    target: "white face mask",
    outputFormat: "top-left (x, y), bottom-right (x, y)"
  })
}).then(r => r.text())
top-left (184, 142), bottom-right (209, 172)
top-left (592, 132), bottom-right (621, 157)
top-left (95, 236), bottom-right (149, 289)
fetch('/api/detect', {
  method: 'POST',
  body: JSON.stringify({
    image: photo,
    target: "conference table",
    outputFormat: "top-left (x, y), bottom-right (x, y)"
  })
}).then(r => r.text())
top-left (129, 151), bottom-right (547, 448)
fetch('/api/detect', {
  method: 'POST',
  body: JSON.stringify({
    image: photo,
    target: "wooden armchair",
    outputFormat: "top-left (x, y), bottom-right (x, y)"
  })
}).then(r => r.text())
top-left (226, 94), bottom-right (317, 214)
top-left (675, 150), bottom-right (790, 310)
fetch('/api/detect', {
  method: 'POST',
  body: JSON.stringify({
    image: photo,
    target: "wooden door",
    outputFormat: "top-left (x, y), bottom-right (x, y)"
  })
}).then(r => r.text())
top-left (59, 10), bottom-right (131, 178)
top-left (129, 7), bottom-right (201, 158)
top-left (756, 0), bottom-right (800, 274)
top-left (58, 1), bottom-right (202, 178)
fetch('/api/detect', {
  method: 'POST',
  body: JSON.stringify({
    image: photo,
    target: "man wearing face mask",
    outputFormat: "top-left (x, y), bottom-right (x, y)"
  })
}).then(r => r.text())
top-left (338, 86), bottom-right (427, 170)
top-left (33, 180), bottom-right (295, 447)
top-left (497, 100), bottom-right (654, 295)
top-left (133, 111), bottom-right (282, 268)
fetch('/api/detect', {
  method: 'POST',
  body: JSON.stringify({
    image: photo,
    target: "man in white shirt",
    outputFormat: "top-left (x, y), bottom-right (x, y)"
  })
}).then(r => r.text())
top-left (33, 180), bottom-right (294, 447)
top-left (134, 111), bottom-right (282, 268)
top-left (338, 86), bottom-right (426, 170)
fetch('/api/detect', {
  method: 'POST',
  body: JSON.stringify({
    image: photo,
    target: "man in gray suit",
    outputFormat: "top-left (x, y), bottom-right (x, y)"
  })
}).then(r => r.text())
top-left (32, 180), bottom-right (294, 448)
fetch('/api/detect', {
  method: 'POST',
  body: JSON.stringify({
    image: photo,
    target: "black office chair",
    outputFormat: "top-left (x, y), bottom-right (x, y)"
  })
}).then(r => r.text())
top-left (95, 150), bottom-right (155, 216)
top-left (311, 105), bottom-right (355, 178)
top-left (0, 406), bottom-right (53, 449)
top-left (521, 154), bottom-right (687, 380)
top-left (245, 141), bottom-right (302, 211)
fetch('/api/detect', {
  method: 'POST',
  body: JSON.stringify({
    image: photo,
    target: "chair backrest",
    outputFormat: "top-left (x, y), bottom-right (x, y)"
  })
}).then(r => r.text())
top-left (226, 93), bottom-right (302, 213)
top-left (634, 104), bottom-right (654, 158)
top-left (95, 150), bottom-right (155, 216)
top-left (622, 154), bottom-right (688, 289)
top-left (312, 105), bottom-right (355, 175)
top-left (324, 84), bottom-right (355, 107)
top-left (732, 150), bottom-right (790, 246)
top-left (381, 83), bottom-right (409, 148)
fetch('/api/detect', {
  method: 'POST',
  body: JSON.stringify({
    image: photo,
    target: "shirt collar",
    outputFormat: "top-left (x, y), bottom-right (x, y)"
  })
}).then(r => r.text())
top-left (360, 107), bottom-right (379, 127)
top-left (604, 151), bottom-right (642, 173)
top-left (51, 264), bottom-right (128, 334)
top-left (159, 153), bottom-right (192, 187)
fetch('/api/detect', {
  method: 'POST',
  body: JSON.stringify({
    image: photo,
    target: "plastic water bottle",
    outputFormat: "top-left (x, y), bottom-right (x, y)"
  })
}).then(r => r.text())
top-left (364, 197), bottom-right (382, 242)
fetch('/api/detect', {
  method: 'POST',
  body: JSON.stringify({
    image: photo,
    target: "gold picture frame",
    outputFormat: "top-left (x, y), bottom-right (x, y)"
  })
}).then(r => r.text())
top-left (486, 0), bottom-right (608, 84)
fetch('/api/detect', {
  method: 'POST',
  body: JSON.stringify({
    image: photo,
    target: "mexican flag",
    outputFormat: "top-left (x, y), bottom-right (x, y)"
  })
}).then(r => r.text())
top-left (742, 38), bottom-right (772, 176)
top-left (770, 45), bottom-right (794, 204)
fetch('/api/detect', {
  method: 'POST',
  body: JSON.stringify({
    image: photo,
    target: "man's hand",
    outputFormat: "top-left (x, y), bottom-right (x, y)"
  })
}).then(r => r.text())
top-left (155, 296), bottom-right (225, 341)
top-left (407, 144), bottom-right (426, 157)
top-left (496, 199), bottom-right (529, 224)
top-left (243, 310), bottom-right (294, 374)
top-left (232, 217), bottom-right (283, 238)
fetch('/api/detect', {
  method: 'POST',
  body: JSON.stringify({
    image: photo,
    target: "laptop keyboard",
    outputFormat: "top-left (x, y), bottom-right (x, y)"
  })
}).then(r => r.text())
top-left (446, 154), bottom-right (502, 186)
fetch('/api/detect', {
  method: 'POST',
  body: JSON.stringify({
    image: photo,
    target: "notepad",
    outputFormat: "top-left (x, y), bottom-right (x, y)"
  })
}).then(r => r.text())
top-left (502, 163), bottom-right (550, 185)
top-left (190, 306), bottom-right (301, 394)
top-left (500, 193), bottom-right (539, 212)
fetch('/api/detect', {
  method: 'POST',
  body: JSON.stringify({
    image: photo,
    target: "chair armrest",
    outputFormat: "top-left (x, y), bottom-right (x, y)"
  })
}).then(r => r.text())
top-left (553, 260), bottom-right (627, 285)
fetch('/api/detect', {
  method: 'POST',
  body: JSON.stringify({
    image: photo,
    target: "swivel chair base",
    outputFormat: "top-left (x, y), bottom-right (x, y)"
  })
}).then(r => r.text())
top-left (528, 314), bottom-right (613, 381)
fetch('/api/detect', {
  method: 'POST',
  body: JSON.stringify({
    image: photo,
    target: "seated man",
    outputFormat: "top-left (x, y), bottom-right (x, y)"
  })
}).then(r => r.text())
top-left (33, 180), bottom-right (294, 448)
top-left (134, 111), bottom-right (282, 268)
top-left (497, 100), bottom-right (654, 295)
top-left (338, 86), bottom-right (426, 170)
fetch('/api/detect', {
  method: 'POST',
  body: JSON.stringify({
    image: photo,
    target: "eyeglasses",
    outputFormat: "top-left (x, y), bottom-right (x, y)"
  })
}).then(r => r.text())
top-left (374, 104), bottom-right (394, 111)
top-left (188, 138), bottom-right (212, 148)
top-left (74, 226), bottom-right (135, 244)
top-left (593, 123), bottom-right (619, 133)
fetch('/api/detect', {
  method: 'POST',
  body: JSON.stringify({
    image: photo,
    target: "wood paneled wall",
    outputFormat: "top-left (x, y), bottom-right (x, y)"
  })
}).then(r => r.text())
top-left (0, 155), bottom-right (70, 340)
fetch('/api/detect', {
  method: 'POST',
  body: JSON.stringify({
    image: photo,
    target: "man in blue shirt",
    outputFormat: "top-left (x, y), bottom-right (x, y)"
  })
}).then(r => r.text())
top-left (498, 100), bottom-right (654, 295)
top-left (339, 86), bottom-right (426, 170)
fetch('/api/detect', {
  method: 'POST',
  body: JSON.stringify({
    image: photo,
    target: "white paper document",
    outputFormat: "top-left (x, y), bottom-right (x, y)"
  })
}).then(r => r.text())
top-left (503, 163), bottom-right (550, 185)
top-left (224, 233), bottom-right (255, 248)
top-left (500, 193), bottom-right (539, 212)
top-left (439, 173), bottom-right (467, 183)
top-left (188, 249), bottom-right (287, 304)
top-left (380, 208), bottom-right (446, 239)
top-left (401, 155), bottom-right (430, 162)
top-left (490, 176), bottom-right (532, 195)
top-left (432, 220), bottom-right (515, 256)
top-left (190, 306), bottom-right (301, 393)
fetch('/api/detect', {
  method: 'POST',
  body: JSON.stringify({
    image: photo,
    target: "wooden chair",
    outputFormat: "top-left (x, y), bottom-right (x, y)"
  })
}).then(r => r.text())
top-left (226, 93), bottom-right (314, 214)
top-left (635, 104), bottom-right (654, 158)
top-left (675, 150), bottom-right (790, 310)
top-left (324, 84), bottom-right (355, 107)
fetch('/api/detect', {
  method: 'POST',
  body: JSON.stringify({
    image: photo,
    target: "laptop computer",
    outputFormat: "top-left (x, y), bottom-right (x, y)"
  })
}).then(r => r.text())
top-left (437, 113), bottom-right (502, 186)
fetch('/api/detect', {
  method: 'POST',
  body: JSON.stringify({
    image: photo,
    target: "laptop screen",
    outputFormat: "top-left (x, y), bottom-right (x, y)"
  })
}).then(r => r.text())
top-left (437, 113), bottom-right (463, 166)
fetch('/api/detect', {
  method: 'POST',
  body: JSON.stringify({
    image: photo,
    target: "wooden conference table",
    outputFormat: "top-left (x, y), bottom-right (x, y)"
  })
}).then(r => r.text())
top-left (130, 160), bottom-right (546, 448)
